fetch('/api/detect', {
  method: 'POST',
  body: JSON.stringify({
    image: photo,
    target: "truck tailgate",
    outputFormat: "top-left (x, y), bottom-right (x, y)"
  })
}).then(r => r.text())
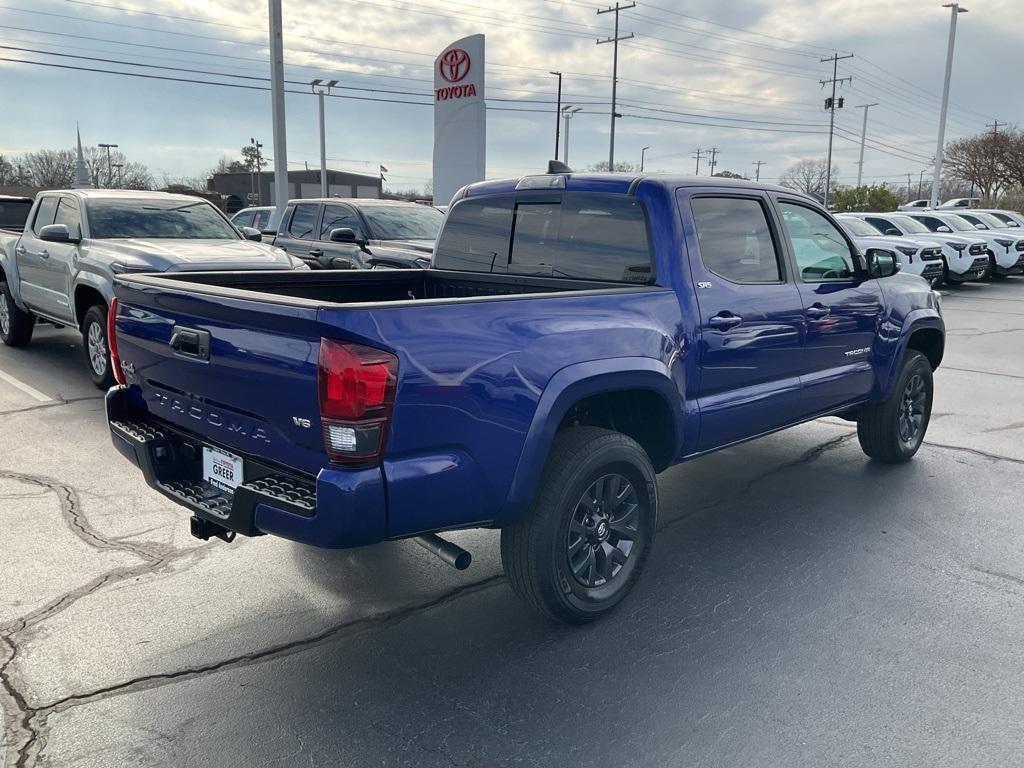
top-left (113, 279), bottom-right (328, 475)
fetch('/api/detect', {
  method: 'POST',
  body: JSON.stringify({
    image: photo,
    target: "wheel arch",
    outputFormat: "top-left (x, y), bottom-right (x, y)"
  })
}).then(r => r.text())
top-left (882, 312), bottom-right (944, 398)
top-left (73, 276), bottom-right (111, 329)
top-left (500, 358), bottom-right (684, 526)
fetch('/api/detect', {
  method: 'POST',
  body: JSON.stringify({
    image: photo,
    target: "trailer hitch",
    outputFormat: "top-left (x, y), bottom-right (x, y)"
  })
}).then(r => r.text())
top-left (190, 515), bottom-right (236, 543)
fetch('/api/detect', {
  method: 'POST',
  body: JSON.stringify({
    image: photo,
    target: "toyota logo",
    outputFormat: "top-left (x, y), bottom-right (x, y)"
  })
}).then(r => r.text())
top-left (439, 48), bottom-right (471, 83)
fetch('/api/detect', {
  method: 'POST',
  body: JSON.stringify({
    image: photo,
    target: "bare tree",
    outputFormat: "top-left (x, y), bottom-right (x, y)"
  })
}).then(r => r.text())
top-left (0, 155), bottom-right (14, 185)
top-left (999, 128), bottom-right (1024, 190)
top-left (943, 132), bottom-right (1008, 204)
top-left (22, 149), bottom-right (76, 188)
top-left (779, 158), bottom-right (839, 196)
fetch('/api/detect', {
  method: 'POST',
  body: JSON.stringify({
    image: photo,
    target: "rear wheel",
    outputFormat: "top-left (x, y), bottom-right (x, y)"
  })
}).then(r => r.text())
top-left (82, 304), bottom-right (115, 389)
top-left (857, 351), bottom-right (933, 463)
top-left (501, 426), bottom-right (657, 624)
top-left (0, 280), bottom-right (34, 347)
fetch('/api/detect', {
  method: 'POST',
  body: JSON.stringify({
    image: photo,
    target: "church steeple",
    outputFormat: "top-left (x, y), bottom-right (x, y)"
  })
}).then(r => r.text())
top-left (73, 124), bottom-right (93, 188)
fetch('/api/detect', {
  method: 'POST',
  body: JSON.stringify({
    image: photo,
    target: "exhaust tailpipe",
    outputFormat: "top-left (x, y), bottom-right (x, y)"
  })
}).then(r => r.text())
top-left (414, 533), bottom-right (472, 570)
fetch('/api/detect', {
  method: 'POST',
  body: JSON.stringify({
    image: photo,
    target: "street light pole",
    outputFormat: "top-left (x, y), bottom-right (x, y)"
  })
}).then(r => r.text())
top-left (854, 102), bottom-right (878, 188)
top-left (640, 146), bottom-right (649, 172)
top-left (931, 3), bottom-right (967, 208)
top-left (311, 79), bottom-right (338, 197)
top-left (112, 163), bottom-right (124, 188)
top-left (561, 106), bottom-right (581, 166)
top-left (268, 0), bottom-right (289, 228)
top-left (98, 143), bottom-right (118, 188)
top-left (550, 71), bottom-right (562, 160)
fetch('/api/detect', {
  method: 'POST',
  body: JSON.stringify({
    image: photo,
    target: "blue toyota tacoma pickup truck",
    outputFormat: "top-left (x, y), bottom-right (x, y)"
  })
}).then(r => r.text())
top-left (106, 172), bottom-right (944, 623)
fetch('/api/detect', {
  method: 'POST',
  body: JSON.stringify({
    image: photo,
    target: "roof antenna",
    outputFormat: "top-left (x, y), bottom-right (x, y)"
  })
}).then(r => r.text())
top-left (547, 160), bottom-right (572, 174)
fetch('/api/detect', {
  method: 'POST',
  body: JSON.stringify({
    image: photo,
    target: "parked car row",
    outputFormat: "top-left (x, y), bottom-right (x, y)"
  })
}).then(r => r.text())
top-left (836, 208), bottom-right (1024, 285)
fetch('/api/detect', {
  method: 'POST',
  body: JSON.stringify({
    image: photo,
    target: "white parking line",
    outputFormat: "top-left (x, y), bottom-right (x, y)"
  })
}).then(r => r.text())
top-left (0, 369), bottom-right (55, 403)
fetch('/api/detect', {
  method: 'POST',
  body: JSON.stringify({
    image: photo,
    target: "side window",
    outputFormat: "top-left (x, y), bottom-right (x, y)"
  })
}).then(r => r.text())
top-left (252, 210), bottom-right (269, 230)
top-left (288, 204), bottom-right (318, 240)
top-left (320, 205), bottom-right (364, 240)
top-left (778, 202), bottom-right (857, 282)
top-left (53, 198), bottom-right (82, 235)
top-left (865, 216), bottom-right (896, 234)
top-left (690, 197), bottom-right (782, 283)
top-left (433, 197), bottom-right (515, 271)
top-left (232, 211), bottom-right (254, 228)
top-left (919, 216), bottom-right (943, 231)
top-left (32, 197), bottom-right (59, 235)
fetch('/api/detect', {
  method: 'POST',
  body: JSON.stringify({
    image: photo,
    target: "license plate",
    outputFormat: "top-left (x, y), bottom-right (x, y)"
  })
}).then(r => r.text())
top-left (203, 445), bottom-right (244, 494)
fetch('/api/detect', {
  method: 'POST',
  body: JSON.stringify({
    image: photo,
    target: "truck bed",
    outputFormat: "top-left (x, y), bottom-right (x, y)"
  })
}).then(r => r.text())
top-left (124, 267), bottom-right (654, 306)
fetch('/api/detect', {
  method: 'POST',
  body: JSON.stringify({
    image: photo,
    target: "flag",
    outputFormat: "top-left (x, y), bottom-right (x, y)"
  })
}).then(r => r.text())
top-left (379, 164), bottom-right (389, 173)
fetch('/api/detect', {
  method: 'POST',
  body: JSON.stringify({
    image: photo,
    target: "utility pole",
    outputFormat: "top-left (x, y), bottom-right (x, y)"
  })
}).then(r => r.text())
top-left (820, 52), bottom-right (853, 209)
top-left (908, 173), bottom-right (913, 201)
top-left (112, 162), bottom-right (124, 188)
top-left (692, 148), bottom-right (703, 175)
top-left (596, 2), bottom-right (634, 171)
top-left (753, 160), bottom-right (765, 182)
top-left (98, 143), bottom-right (118, 188)
top-left (311, 79), bottom-right (337, 197)
top-left (561, 106), bottom-right (581, 165)
top-left (550, 71), bottom-right (563, 160)
top-left (640, 146), bottom-right (649, 172)
top-left (268, 0), bottom-right (289, 228)
top-left (931, 3), bottom-right (967, 208)
top-left (708, 147), bottom-right (718, 176)
top-left (250, 138), bottom-right (264, 205)
top-left (854, 102), bottom-right (878, 188)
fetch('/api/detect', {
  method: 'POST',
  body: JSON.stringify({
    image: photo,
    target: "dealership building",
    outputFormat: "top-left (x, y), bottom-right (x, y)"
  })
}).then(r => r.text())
top-left (208, 169), bottom-right (382, 213)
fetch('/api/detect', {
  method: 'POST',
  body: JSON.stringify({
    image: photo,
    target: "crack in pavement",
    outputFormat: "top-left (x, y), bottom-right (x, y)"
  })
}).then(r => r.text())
top-left (0, 471), bottom-right (166, 562)
top-left (0, 396), bottom-right (104, 418)
top-left (941, 366), bottom-right (1024, 381)
top-left (11, 574), bottom-right (508, 767)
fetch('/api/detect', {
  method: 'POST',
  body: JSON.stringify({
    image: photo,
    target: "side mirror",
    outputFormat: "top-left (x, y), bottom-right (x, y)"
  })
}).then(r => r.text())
top-left (241, 226), bottom-right (262, 242)
top-left (38, 223), bottom-right (79, 243)
top-left (884, 228), bottom-right (902, 236)
top-left (329, 227), bottom-right (365, 244)
top-left (974, 223), bottom-right (987, 230)
top-left (866, 248), bottom-right (900, 279)
top-left (936, 225), bottom-right (952, 233)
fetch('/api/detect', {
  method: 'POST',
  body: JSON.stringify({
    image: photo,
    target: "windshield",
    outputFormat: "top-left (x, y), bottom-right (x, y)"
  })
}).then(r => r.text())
top-left (839, 217), bottom-right (880, 237)
top-left (86, 198), bottom-right (238, 239)
top-left (360, 204), bottom-right (443, 241)
top-left (891, 215), bottom-right (931, 234)
top-left (973, 212), bottom-right (1009, 229)
top-left (990, 212), bottom-right (1022, 227)
top-left (941, 214), bottom-right (980, 233)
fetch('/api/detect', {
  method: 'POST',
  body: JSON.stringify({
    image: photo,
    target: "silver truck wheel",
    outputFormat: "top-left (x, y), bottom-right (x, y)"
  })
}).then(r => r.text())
top-left (81, 305), bottom-right (115, 389)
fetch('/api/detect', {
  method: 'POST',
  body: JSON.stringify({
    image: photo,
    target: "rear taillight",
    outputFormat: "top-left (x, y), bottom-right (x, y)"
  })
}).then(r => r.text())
top-left (318, 339), bottom-right (398, 464)
top-left (108, 297), bottom-right (125, 385)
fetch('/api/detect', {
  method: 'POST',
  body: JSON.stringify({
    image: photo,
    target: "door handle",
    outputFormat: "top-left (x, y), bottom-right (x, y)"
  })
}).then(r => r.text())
top-left (806, 304), bottom-right (831, 319)
top-left (15, 246), bottom-right (26, 256)
top-left (708, 312), bottom-right (743, 330)
top-left (308, 248), bottom-right (323, 257)
top-left (38, 250), bottom-right (49, 259)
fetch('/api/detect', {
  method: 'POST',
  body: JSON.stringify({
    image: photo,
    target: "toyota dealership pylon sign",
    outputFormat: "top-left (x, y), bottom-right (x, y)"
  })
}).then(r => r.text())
top-left (433, 34), bottom-right (485, 207)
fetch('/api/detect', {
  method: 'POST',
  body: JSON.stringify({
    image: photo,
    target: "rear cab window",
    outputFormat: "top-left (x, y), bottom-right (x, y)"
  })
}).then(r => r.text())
top-left (288, 203), bottom-right (319, 240)
top-left (434, 192), bottom-right (653, 283)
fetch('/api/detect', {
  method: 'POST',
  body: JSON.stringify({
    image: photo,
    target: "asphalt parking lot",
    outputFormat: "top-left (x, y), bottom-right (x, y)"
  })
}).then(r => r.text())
top-left (1, 279), bottom-right (1023, 767)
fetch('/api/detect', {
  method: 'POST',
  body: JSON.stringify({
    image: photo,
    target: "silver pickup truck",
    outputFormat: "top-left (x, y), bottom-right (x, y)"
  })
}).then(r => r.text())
top-left (0, 189), bottom-right (306, 388)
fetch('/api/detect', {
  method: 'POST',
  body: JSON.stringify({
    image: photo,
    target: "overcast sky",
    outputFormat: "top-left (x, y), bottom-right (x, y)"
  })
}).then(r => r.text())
top-left (0, 0), bottom-right (1017, 195)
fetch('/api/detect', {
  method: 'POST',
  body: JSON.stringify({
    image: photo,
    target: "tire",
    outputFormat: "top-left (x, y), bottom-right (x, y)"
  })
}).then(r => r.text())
top-left (0, 279), bottom-right (34, 347)
top-left (81, 304), bottom-right (116, 389)
top-left (857, 351), bottom-right (933, 463)
top-left (500, 426), bottom-right (658, 624)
